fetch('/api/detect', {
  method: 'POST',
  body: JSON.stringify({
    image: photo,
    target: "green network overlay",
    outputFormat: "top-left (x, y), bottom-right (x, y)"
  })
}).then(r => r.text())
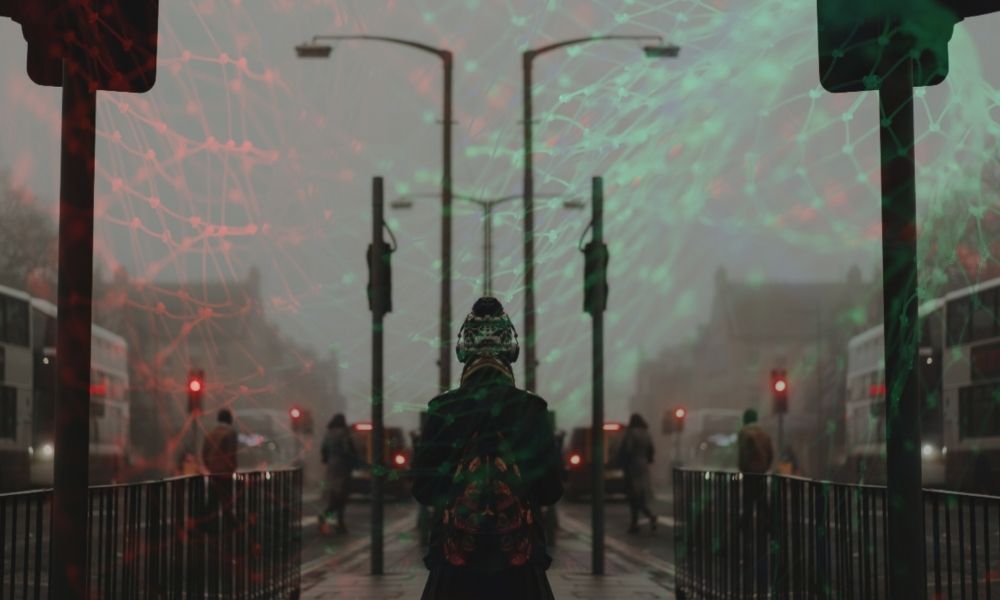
top-left (80, 0), bottom-right (1000, 476)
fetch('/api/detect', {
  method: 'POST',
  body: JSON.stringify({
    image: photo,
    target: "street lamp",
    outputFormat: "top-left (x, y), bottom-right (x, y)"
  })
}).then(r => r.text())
top-left (296, 34), bottom-right (455, 396)
top-left (521, 35), bottom-right (680, 393)
top-left (393, 192), bottom-right (579, 297)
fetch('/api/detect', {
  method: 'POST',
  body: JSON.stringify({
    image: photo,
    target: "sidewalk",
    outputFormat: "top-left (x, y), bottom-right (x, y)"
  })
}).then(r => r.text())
top-left (301, 513), bottom-right (674, 599)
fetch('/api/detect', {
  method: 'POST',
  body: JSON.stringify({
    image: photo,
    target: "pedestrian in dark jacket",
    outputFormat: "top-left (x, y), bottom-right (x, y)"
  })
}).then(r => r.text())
top-left (412, 297), bottom-right (563, 600)
top-left (738, 408), bottom-right (772, 590)
top-left (201, 408), bottom-right (238, 535)
top-left (320, 413), bottom-right (357, 533)
top-left (620, 413), bottom-right (658, 533)
top-left (202, 408), bottom-right (238, 475)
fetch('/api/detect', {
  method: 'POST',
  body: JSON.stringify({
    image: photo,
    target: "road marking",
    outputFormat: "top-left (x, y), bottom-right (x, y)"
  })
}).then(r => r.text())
top-left (559, 512), bottom-right (676, 577)
top-left (300, 511), bottom-right (416, 575)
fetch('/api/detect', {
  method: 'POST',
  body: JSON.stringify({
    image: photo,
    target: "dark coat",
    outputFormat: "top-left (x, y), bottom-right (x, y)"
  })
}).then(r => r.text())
top-left (321, 425), bottom-right (357, 510)
top-left (738, 423), bottom-right (774, 474)
top-left (412, 366), bottom-right (563, 600)
top-left (620, 426), bottom-right (654, 502)
top-left (202, 423), bottom-right (237, 474)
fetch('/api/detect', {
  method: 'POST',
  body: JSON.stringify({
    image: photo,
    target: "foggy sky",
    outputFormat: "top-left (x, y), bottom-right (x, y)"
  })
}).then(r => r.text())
top-left (1, 1), bottom-right (998, 429)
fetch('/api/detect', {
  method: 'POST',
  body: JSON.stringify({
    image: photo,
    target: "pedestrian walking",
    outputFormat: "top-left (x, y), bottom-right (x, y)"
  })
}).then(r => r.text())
top-left (201, 407), bottom-right (239, 595)
top-left (619, 413), bottom-right (658, 533)
top-left (320, 413), bottom-right (357, 534)
top-left (202, 408), bottom-right (239, 522)
top-left (737, 408), bottom-right (773, 595)
top-left (412, 297), bottom-right (563, 600)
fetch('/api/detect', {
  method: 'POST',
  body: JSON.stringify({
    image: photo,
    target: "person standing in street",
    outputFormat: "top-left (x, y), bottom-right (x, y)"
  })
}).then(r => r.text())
top-left (201, 407), bottom-right (239, 594)
top-left (412, 297), bottom-right (563, 600)
top-left (320, 413), bottom-right (357, 534)
top-left (619, 413), bottom-right (658, 533)
top-left (202, 408), bottom-right (238, 517)
top-left (202, 408), bottom-right (238, 474)
top-left (737, 408), bottom-right (773, 593)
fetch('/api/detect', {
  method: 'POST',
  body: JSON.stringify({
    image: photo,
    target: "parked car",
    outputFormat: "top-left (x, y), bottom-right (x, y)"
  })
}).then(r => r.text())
top-left (349, 423), bottom-right (411, 500)
top-left (563, 422), bottom-right (627, 500)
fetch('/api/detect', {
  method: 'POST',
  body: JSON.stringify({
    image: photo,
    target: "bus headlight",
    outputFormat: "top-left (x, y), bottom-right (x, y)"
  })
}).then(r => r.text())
top-left (41, 443), bottom-right (54, 459)
top-left (922, 444), bottom-right (938, 459)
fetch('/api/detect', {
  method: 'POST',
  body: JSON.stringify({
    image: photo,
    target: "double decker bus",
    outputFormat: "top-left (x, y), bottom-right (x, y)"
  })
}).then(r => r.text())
top-left (27, 299), bottom-right (130, 488)
top-left (0, 291), bottom-right (130, 490)
top-left (843, 300), bottom-right (944, 485)
top-left (942, 277), bottom-right (1000, 493)
top-left (0, 286), bottom-right (33, 489)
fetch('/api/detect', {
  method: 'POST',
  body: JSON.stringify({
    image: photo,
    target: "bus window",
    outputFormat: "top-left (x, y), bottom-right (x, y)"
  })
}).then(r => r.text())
top-left (959, 384), bottom-right (1000, 439)
top-left (0, 386), bottom-right (15, 439)
top-left (2, 297), bottom-right (29, 347)
top-left (972, 290), bottom-right (997, 342)
top-left (948, 297), bottom-right (971, 347)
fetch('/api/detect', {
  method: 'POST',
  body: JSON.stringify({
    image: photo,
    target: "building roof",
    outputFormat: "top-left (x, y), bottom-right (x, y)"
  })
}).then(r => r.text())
top-left (715, 279), bottom-right (867, 343)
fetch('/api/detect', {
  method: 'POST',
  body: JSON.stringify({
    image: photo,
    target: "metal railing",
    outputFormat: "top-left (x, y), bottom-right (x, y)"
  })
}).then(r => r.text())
top-left (674, 467), bottom-right (1000, 599)
top-left (1, 469), bottom-right (302, 599)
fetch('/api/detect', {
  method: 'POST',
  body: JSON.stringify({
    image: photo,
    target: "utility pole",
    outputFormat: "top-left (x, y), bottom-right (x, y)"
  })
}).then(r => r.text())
top-left (521, 36), bottom-right (677, 393)
top-left (370, 176), bottom-right (386, 576)
top-left (52, 57), bottom-right (97, 600)
top-left (879, 58), bottom-right (924, 596)
top-left (297, 35), bottom-right (452, 394)
top-left (440, 53), bottom-right (453, 394)
top-left (584, 176), bottom-right (609, 575)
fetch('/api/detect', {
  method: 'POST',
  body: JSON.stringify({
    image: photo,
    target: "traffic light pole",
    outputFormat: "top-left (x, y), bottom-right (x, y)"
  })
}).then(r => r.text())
top-left (51, 59), bottom-right (97, 600)
top-left (777, 413), bottom-right (784, 458)
top-left (879, 59), bottom-right (925, 599)
top-left (589, 176), bottom-right (605, 576)
top-left (371, 176), bottom-right (386, 576)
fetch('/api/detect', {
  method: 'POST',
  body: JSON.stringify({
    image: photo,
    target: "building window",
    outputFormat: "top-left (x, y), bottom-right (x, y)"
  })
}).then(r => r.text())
top-left (959, 384), bottom-right (1000, 439)
top-left (0, 386), bottom-right (16, 439)
top-left (0, 296), bottom-right (29, 347)
top-left (948, 298), bottom-right (971, 347)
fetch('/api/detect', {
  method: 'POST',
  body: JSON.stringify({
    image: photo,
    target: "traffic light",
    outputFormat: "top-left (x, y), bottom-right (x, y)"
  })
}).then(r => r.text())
top-left (290, 406), bottom-right (313, 434)
top-left (582, 241), bottom-right (609, 315)
top-left (672, 407), bottom-right (686, 433)
top-left (366, 241), bottom-right (393, 316)
top-left (0, 0), bottom-right (160, 91)
top-left (187, 369), bottom-right (204, 415)
top-left (663, 406), bottom-right (686, 434)
top-left (771, 368), bottom-right (789, 415)
top-left (816, 0), bottom-right (1000, 93)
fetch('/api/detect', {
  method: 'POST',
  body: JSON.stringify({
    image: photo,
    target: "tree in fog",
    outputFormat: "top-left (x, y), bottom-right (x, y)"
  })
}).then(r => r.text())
top-left (919, 152), bottom-right (1000, 296)
top-left (0, 170), bottom-right (57, 296)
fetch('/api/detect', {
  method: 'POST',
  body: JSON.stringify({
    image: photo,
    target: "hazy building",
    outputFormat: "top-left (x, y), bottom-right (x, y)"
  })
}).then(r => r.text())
top-left (97, 267), bottom-right (345, 477)
top-left (633, 266), bottom-right (875, 480)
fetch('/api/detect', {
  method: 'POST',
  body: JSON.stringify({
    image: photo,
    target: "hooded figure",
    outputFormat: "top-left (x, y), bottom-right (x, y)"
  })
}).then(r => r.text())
top-left (320, 413), bottom-right (357, 533)
top-left (619, 413), bottom-right (658, 533)
top-left (412, 297), bottom-right (563, 600)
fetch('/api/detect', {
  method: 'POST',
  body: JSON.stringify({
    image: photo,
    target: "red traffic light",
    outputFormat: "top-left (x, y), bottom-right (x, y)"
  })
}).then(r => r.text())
top-left (674, 407), bottom-right (687, 420)
top-left (771, 368), bottom-right (789, 415)
top-left (290, 407), bottom-right (302, 419)
top-left (187, 369), bottom-right (204, 415)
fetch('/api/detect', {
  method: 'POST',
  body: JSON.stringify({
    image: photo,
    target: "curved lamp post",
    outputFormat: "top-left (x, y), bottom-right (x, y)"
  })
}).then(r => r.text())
top-left (521, 35), bottom-right (680, 392)
top-left (296, 35), bottom-right (455, 395)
